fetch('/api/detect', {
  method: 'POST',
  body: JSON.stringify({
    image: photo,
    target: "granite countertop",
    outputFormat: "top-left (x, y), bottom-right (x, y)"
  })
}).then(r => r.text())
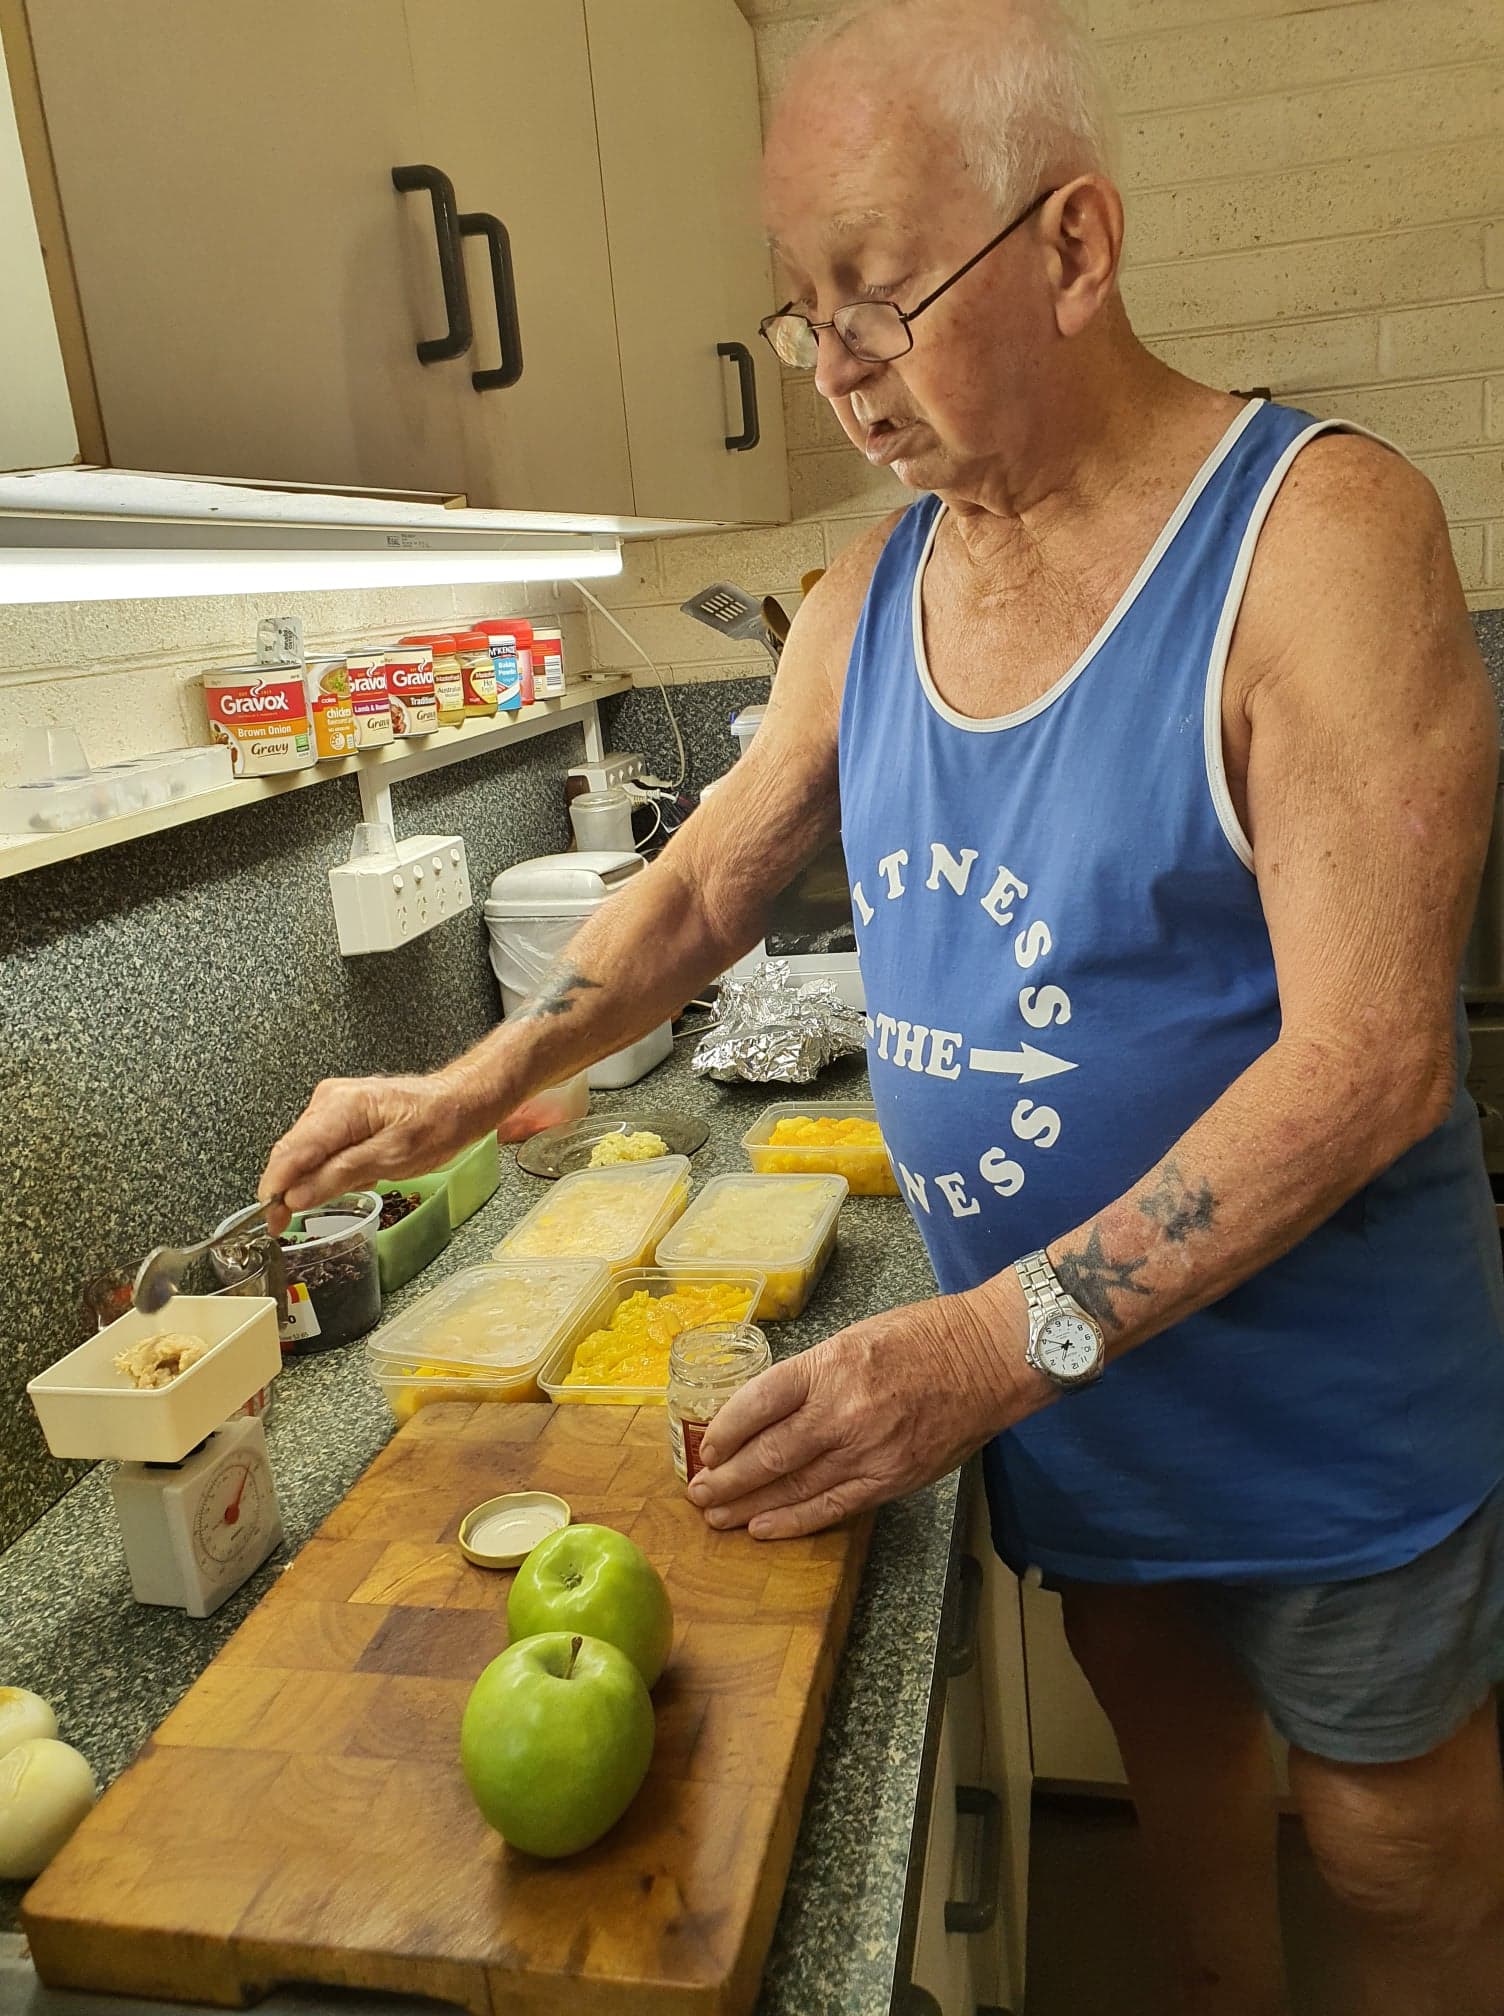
top-left (0, 1048), bottom-right (960, 2016)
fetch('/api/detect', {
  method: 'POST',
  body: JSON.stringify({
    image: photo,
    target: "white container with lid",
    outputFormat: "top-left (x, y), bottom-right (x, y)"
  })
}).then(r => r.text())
top-left (656, 1172), bottom-right (849, 1321)
top-left (730, 705), bottom-right (766, 759)
top-left (484, 851), bottom-right (673, 1088)
top-left (569, 786), bottom-right (635, 854)
top-left (494, 1156), bottom-right (692, 1278)
top-left (366, 1259), bottom-right (606, 1422)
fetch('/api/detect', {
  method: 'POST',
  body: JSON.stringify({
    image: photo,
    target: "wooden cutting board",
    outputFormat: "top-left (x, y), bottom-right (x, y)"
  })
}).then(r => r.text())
top-left (23, 1402), bottom-right (872, 2016)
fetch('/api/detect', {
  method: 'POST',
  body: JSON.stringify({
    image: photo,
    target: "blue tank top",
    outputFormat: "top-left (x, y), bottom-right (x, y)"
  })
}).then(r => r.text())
top-left (837, 398), bottom-right (1504, 1585)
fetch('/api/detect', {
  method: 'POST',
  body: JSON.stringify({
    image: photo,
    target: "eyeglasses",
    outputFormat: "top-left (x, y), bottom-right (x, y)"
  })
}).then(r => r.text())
top-left (760, 187), bottom-right (1057, 371)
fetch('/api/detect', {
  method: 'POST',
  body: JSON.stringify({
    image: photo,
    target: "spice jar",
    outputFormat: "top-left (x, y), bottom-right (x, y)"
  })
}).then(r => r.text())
top-left (666, 1321), bottom-right (771, 1484)
top-left (474, 619), bottom-right (532, 709)
top-left (533, 623), bottom-right (566, 698)
top-left (401, 633), bottom-right (465, 728)
top-left (453, 629), bottom-right (499, 720)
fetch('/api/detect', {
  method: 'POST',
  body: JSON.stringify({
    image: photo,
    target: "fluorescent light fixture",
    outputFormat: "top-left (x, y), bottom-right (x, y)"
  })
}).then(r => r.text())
top-left (0, 469), bottom-right (625, 605)
top-left (0, 541), bottom-right (623, 604)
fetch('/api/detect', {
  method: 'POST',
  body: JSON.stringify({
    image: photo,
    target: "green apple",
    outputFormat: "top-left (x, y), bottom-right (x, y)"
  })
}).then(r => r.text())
top-left (507, 1524), bottom-right (673, 1688)
top-left (460, 1632), bottom-right (653, 1858)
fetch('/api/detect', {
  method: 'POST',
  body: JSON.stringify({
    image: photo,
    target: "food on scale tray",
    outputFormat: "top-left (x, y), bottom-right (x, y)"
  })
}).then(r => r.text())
top-left (587, 1129), bottom-right (669, 1168)
top-left (113, 1331), bottom-right (210, 1390)
top-left (561, 1280), bottom-right (752, 1392)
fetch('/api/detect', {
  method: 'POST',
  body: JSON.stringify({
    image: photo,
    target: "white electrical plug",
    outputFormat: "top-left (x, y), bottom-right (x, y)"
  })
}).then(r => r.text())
top-left (328, 832), bottom-right (472, 956)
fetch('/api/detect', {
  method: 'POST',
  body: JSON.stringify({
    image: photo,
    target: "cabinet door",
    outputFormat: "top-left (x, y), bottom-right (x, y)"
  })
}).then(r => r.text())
top-left (911, 1672), bottom-right (986, 2016)
top-left (405, 0), bottom-right (634, 517)
top-left (585, 0), bottom-right (790, 525)
top-left (0, 16), bottom-right (74, 470)
top-left (21, 0), bottom-right (470, 493)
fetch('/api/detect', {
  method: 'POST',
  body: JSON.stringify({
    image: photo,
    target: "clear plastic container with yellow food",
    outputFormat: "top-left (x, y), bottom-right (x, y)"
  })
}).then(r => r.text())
top-left (366, 1259), bottom-right (606, 1423)
top-left (494, 1156), bottom-right (691, 1277)
top-left (538, 1267), bottom-right (766, 1406)
top-left (655, 1173), bottom-right (848, 1321)
top-left (741, 1101), bottom-right (898, 1197)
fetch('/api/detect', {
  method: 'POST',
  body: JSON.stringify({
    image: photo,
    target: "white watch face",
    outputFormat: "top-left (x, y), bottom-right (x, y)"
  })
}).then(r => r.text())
top-left (1037, 1311), bottom-right (1101, 1382)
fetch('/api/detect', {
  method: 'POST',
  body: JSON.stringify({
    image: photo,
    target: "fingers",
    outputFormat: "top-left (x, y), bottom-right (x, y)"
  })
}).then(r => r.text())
top-left (259, 1080), bottom-right (368, 1212)
top-left (696, 1355), bottom-right (812, 1473)
top-left (697, 1446), bottom-right (857, 1532)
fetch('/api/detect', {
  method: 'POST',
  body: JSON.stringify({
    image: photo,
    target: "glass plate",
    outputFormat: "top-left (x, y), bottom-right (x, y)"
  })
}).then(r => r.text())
top-left (515, 1111), bottom-right (711, 1180)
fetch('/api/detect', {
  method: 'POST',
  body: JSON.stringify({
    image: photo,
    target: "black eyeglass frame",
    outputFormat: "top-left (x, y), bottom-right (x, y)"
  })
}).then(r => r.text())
top-left (759, 186), bottom-right (1059, 367)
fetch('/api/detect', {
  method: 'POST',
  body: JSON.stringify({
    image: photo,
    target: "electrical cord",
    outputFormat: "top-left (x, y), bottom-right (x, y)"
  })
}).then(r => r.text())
top-left (571, 580), bottom-right (688, 791)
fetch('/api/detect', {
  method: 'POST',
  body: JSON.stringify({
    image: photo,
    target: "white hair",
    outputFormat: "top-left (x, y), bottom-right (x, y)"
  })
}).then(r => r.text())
top-left (801, 0), bottom-right (1117, 216)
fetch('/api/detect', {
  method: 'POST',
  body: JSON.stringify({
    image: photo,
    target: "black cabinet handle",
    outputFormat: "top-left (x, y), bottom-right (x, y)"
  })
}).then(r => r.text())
top-left (460, 212), bottom-right (524, 392)
top-left (945, 1785), bottom-right (1003, 1935)
top-left (718, 340), bottom-right (760, 451)
top-left (391, 164), bottom-right (472, 364)
top-left (944, 1552), bottom-right (983, 1679)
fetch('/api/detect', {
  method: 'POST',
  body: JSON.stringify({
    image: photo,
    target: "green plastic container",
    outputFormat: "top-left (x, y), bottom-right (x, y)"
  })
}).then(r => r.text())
top-left (374, 1175), bottom-right (452, 1295)
top-left (434, 1133), bottom-right (502, 1226)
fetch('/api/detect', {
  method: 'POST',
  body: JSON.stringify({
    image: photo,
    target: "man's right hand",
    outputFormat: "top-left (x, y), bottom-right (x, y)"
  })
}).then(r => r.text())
top-left (257, 1068), bottom-right (491, 1234)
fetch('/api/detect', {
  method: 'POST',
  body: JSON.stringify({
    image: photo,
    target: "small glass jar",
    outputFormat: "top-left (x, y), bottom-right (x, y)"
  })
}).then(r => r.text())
top-left (666, 1320), bottom-right (771, 1484)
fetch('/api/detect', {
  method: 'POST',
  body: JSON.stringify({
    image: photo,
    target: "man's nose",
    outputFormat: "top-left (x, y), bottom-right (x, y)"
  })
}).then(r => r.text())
top-left (813, 327), bottom-right (881, 402)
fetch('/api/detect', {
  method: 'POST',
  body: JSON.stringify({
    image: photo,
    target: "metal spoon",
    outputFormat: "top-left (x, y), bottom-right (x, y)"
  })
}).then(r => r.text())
top-left (133, 1198), bottom-right (282, 1316)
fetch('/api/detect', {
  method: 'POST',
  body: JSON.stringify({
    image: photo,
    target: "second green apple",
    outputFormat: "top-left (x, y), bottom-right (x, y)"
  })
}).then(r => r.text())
top-left (508, 1524), bottom-right (673, 1688)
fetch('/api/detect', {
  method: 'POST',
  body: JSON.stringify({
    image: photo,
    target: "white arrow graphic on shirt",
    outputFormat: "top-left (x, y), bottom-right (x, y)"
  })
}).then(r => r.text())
top-left (967, 1042), bottom-right (1078, 1083)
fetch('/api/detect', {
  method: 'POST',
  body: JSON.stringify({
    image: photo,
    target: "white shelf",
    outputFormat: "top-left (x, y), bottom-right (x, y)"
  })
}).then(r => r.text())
top-left (0, 677), bottom-right (630, 883)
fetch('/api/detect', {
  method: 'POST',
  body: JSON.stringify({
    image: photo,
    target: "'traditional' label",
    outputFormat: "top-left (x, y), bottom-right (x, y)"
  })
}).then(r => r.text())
top-left (384, 650), bottom-right (438, 736)
top-left (202, 666), bottom-right (315, 776)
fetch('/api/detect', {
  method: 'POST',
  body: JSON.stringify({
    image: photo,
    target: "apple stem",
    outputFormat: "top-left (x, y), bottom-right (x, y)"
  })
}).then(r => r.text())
top-left (566, 1635), bottom-right (583, 1680)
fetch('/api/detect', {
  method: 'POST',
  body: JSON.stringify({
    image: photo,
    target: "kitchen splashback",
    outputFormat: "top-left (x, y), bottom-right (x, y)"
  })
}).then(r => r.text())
top-left (0, 730), bottom-right (580, 1549)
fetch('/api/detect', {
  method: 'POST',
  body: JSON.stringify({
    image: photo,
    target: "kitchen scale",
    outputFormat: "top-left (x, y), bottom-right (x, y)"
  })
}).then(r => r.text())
top-left (27, 1294), bottom-right (285, 1618)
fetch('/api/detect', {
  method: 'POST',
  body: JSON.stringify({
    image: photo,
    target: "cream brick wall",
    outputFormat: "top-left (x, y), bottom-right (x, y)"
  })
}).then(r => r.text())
top-left (579, 0), bottom-right (1503, 695)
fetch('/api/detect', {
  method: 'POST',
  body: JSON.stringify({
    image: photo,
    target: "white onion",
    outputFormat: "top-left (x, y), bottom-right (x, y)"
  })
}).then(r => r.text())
top-left (0, 1738), bottom-right (97, 1879)
top-left (0, 1688), bottom-right (57, 1760)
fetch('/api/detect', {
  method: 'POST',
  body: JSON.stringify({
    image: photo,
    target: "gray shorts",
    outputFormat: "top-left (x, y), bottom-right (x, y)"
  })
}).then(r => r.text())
top-left (1194, 1482), bottom-right (1504, 1765)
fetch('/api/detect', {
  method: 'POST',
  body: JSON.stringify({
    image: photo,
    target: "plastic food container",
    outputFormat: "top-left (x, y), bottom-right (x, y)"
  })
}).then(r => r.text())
top-left (742, 1101), bottom-right (898, 1197)
top-left (538, 1267), bottom-right (765, 1406)
top-left (367, 1260), bottom-right (606, 1422)
top-left (0, 772), bottom-right (124, 834)
top-left (431, 1133), bottom-right (502, 1226)
top-left (495, 1156), bottom-right (691, 1276)
top-left (27, 1294), bottom-right (281, 1464)
top-left (213, 1192), bottom-right (381, 1353)
top-left (374, 1175), bottom-right (452, 1296)
top-left (656, 1173), bottom-right (848, 1320)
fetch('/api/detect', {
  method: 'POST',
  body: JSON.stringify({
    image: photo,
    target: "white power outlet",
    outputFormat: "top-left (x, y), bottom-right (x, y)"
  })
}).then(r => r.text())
top-left (567, 750), bottom-right (644, 794)
top-left (329, 833), bottom-right (473, 956)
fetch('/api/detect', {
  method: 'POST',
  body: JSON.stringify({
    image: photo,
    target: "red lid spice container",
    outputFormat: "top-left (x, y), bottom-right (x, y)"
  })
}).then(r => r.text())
top-left (383, 646), bottom-right (437, 737)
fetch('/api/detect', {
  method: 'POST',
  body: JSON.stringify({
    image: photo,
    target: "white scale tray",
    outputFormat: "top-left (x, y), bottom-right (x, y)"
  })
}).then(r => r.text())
top-left (28, 1295), bottom-right (281, 1464)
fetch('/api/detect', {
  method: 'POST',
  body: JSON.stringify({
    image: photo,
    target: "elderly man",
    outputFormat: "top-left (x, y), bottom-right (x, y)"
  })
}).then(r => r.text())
top-left (263, 2), bottom-right (1504, 2009)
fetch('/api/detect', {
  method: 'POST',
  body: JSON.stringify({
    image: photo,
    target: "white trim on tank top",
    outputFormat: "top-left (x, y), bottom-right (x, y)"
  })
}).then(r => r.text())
top-left (908, 394), bottom-right (1264, 735)
top-left (1202, 416), bottom-right (1386, 874)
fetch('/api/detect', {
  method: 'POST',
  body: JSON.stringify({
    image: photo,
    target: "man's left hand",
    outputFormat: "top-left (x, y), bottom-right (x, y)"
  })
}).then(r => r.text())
top-left (685, 1278), bottom-right (1046, 1539)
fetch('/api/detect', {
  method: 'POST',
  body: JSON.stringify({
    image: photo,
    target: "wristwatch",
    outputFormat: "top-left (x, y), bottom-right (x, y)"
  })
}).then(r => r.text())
top-left (1014, 1249), bottom-right (1106, 1390)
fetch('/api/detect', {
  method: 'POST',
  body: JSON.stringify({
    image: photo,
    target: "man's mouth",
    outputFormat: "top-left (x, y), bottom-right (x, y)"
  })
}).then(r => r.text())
top-left (861, 417), bottom-right (912, 465)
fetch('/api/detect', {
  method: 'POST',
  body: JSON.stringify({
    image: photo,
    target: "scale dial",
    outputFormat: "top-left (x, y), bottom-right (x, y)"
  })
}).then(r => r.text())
top-left (192, 1449), bottom-right (270, 1571)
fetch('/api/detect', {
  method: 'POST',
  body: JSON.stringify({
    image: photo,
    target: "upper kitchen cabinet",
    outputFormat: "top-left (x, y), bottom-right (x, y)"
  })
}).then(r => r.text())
top-left (1, 0), bottom-right (787, 525)
top-left (5, 0), bottom-right (474, 495)
top-left (402, 0), bottom-right (635, 518)
top-left (585, 0), bottom-right (789, 525)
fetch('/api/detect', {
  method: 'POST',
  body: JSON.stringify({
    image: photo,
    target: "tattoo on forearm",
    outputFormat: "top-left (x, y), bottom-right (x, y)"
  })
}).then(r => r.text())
top-left (1137, 1158), bottom-right (1217, 1244)
top-left (1054, 1225), bottom-right (1152, 1333)
top-left (519, 968), bottom-right (603, 1020)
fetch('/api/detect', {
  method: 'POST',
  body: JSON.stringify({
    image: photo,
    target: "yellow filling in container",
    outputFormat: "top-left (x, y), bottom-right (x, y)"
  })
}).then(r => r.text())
top-left (561, 1280), bottom-right (754, 1394)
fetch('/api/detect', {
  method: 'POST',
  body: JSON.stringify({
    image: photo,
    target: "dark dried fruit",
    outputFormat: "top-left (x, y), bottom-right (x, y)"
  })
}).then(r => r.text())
top-left (378, 1192), bottom-right (422, 1230)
